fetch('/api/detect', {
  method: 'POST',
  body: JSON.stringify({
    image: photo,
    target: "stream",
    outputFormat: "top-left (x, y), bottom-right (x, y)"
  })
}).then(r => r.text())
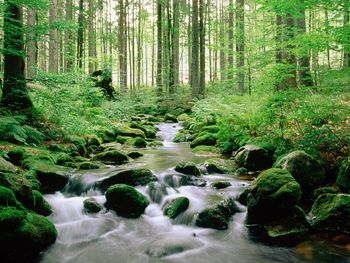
top-left (40, 123), bottom-right (350, 263)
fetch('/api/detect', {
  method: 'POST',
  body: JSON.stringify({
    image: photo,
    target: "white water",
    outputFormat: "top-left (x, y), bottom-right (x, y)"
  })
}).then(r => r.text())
top-left (40, 124), bottom-right (350, 263)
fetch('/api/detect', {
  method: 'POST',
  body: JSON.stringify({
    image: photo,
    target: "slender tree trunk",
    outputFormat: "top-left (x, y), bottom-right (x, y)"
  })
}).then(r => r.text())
top-left (77, 0), bottom-right (84, 70)
top-left (236, 0), bottom-right (245, 94)
top-left (49, 0), bottom-right (58, 72)
top-left (199, 0), bottom-right (206, 96)
top-left (219, 0), bottom-right (226, 81)
top-left (26, 8), bottom-right (37, 79)
top-left (88, 0), bottom-right (97, 74)
top-left (156, 0), bottom-right (163, 95)
top-left (119, 0), bottom-right (127, 92)
top-left (228, 0), bottom-right (234, 81)
top-left (325, 7), bottom-right (331, 69)
top-left (283, 13), bottom-right (297, 89)
top-left (343, 0), bottom-right (350, 67)
top-left (191, 0), bottom-right (199, 97)
top-left (65, 0), bottom-right (74, 71)
top-left (1, 2), bottom-right (32, 110)
top-left (170, 0), bottom-right (180, 93)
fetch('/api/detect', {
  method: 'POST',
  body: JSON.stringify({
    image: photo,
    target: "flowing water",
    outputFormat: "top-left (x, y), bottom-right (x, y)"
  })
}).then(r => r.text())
top-left (40, 124), bottom-right (350, 263)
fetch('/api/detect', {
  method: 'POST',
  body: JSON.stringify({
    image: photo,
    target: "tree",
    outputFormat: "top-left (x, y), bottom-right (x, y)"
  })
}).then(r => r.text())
top-left (65, 0), bottom-right (74, 71)
top-left (227, 0), bottom-right (234, 81)
top-left (118, 0), bottom-right (127, 92)
top-left (77, 0), bottom-right (84, 70)
top-left (26, 7), bottom-right (38, 79)
top-left (88, 0), bottom-right (97, 74)
top-left (191, 0), bottom-right (199, 97)
top-left (1, 1), bottom-right (32, 110)
top-left (49, 0), bottom-right (58, 72)
top-left (199, 0), bottom-right (206, 95)
top-left (343, 0), bottom-right (350, 67)
top-left (236, 0), bottom-right (245, 94)
top-left (170, 0), bottom-right (180, 93)
top-left (156, 0), bottom-right (163, 95)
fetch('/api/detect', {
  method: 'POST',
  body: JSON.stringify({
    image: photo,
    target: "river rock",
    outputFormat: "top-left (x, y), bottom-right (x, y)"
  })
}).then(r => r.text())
top-left (127, 151), bottom-right (144, 159)
top-left (196, 198), bottom-right (241, 230)
top-left (211, 181), bottom-right (231, 189)
top-left (163, 197), bottom-right (190, 219)
top-left (1, 207), bottom-right (57, 262)
top-left (336, 156), bottom-right (350, 193)
top-left (205, 159), bottom-right (231, 174)
top-left (105, 184), bottom-right (149, 218)
top-left (83, 198), bottom-right (103, 214)
top-left (190, 132), bottom-right (217, 148)
top-left (31, 190), bottom-right (52, 216)
top-left (0, 157), bottom-right (17, 173)
top-left (175, 162), bottom-right (201, 176)
top-left (132, 137), bottom-right (147, 148)
top-left (99, 168), bottom-right (157, 191)
top-left (0, 186), bottom-right (18, 207)
top-left (164, 113), bottom-right (177, 123)
top-left (308, 193), bottom-right (350, 233)
top-left (274, 150), bottom-right (326, 191)
top-left (113, 124), bottom-right (146, 138)
top-left (192, 146), bottom-right (221, 156)
top-left (234, 144), bottom-right (273, 171)
top-left (146, 182), bottom-right (168, 203)
top-left (173, 132), bottom-right (188, 143)
top-left (92, 150), bottom-right (129, 165)
top-left (164, 174), bottom-right (206, 188)
top-left (32, 163), bottom-right (69, 193)
top-left (246, 168), bottom-right (302, 224)
top-left (201, 125), bottom-right (220, 134)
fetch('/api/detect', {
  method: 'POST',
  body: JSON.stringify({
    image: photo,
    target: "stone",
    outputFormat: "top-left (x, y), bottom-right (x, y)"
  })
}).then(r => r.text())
top-left (164, 113), bottom-right (177, 123)
top-left (113, 124), bottom-right (146, 138)
top-left (211, 181), bottom-right (231, 189)
top-left (83, 198), bottom-right (103, 213)
top-left (92, 150), bottom-right (129, 165)
top-left (128, 151), bottom-right (144, 159)
top-left (336, 156), bottom-right (350, 193)
top-left (234, 144), bottom-right (273, 171)
top-left (175, 162), bottom-right (201, 176)
top-left (190, 132), bottom-right (217, 148)
top-left (163, 197), bottom-right (190, 219)
top-left (0, 156), bottom-right (17, 173)
top-left (192, 146), bottom-right (221, 156)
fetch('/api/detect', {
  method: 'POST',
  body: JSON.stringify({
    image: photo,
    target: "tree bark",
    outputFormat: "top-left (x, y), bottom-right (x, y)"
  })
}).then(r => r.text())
top-left (77, 0), bottom-right (84, 70)
top-left (65, 0), bottom-right (74, 71)
top-left (236, 0), bottom-right (245, 94)
top-left (228, 0), bottom-right (234, 81)
top-left (26, 8), bottom-right (38, 79)
top-left (199, 0), bottom-right (206, 96)
top-left (156, 0), bottom-right (163, 95)
top-left (49, 0), bottom-right (58, 72)
top-left (191, 0), bottom-right (199, 97)
top-left (119, 0), bottom-right (127, 92)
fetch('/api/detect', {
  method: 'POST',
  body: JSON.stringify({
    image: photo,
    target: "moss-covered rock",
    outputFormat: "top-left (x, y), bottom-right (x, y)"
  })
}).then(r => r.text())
top-left (65, 135), bottom-right (87, 156)
top-left (148, 140), bottom-right (163, 147)
top-left (164, 113), bottom-right (177, 123)
top-left (274, 150), bottom-right (326, 191)
top-left (78, 162), bottom-right (101, 170)
top-left (83, 198), bottom-right (102, 214)
top-left (234, 144), bottom-right (273, 171)
top-left (308, 193), bottom-right (350, 233)
top-left (85, 134), bottom-right (103, 147)
top-left (205, 159), bottom-right (231, 174)
top-left (313, 187), bottom-right (338, 200)
top-left (130, 122), bottom-right (157, 139)
top-left (247, 168), bottom-right (302, 224)
top-left (54, 152), bottom-right (74, 166)
top-left (235, 167), bottom-right (248, 176)
top-left (0, 206), bottom-right (26, 231)
top-left (192, 146), bottom-right (221, 156)
top-left (31, 190), bottom-right (52, 216)
top-left (211, 181), bottom-right (231, 189)
top-left (92, 150), bottom-right (129, 165)
top-left (31, 163), bottom-right (69, 193)
top-left (146, 182), bottom-right (168, 203)
top-left (95, 127), bottom-right (116, 143)
top-left (128, 151), bottom-right (144, 159)
top-left (177, 113), bottom-right (191, 122)
top-left (237, 188), bottom-right (250, 205)
top-left (113, 124), bottom-right (146, 138)
top-left (164, 174), bottom-right (207, 188)
top-left (0, 186), bottom-right (18, 207)
top-left (8, 146), bottom-right (55, 169)
top-left (0, 156), bottom-right (17, 173)
top-left (336, 156), bottom-right (350, 193)
top-left (99, 168), bottom-right (157, 191)
top-left (201, 125), bottom-right (220, 134)
top-left (175, 162), bottom-right (201, 176)
top-left (132, 137), bottom-right (147, 148)
top-left (196, 198), bottom-right (240, 230)
top-left (105, 184), bottom-right (149, 218)
top-left (163, 197), bottom-right (190, 219)
top-left (173, 132), bottom-right (188, 143)
top-left (190, 132), bottom-right (217, 148)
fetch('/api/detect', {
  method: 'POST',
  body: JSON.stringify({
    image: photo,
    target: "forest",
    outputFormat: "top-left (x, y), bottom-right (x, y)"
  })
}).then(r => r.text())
top-left (0, 0), bottom-right (350, 262)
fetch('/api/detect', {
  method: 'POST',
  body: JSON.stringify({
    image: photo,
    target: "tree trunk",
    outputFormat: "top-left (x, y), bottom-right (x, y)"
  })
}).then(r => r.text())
top-left (49, 0), bottom-right (58, 72)
top-left (227, 0), bottom-right (234, 81)
top-left (343, 0), bottom-right (350, 67)
top-left (1, 2), bottom-right (32, 110)
top-left (199, 0), bottom-right (206, 96)
top-left (191, 0), bottom-right (199, 97)
top-left (170, 0), bottom-right (180, 93)
top-left (77, 0), bottom-right (84, 70)
top-left (26, 8), bottom-right (37, 79)
top-left (236, 0), bottom-right (245, 94)
top-left (65, 0), bottom-right (74, 71)
top-left (119, 0), bottom-right (127, 92)
top-left (156, 0), bottom-right (163, 95)
top-left (88, 0), bottom-right (97, 74)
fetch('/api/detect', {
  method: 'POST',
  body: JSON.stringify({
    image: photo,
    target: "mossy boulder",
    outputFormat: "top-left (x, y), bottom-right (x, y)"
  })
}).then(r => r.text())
top-left (313, 187), bottom-right (338, 200)
top-left (31, 190), bottom-right (52, 216)
top-left (201, 125), bottom-right (220, 134)
top-left (246, 168), bottom-right (302, 224)
top-left (175, 162), bottom-right (201, 176)
top-left (336, 156), bottom-right (350, 193)
top-left (196, 198), bottom-right (240, 230)
top-left (78, 161), bottom-right (101, 170)
top-left (83, 198), bottom-right (102, 214)
top-left (130, 122), bottom-right (157, 139)
top-left (164, 113), bottom-right (177, 123)
top-left (132, 137), bottom-right (147, 148)
top-left (163, 197), bottom-right (190, 219)
top-left (173, 132), bottom-right (188, 143)
top-left (54, 152), bottom-right (74, 166)
top-left (128, 151), bottom-right (144, 159)
top-left (105, 184), bottom-right (149, 218)
top-left (308, 193), bottom-right (350, 233)
top-left (148, 140), bottom-right (164, 147)
top-left (211, 181), bottom-right (231, 189)
top-left (92, 150), bottom-right (129, 165)
top-left (0, 156), bottom-right (17, 173)
top-left (95, 127), bottom-right (116, 143)
top-left (31, 163), bottom-right (69, 193)
top-left (113, 124), bottom-right (146, 138)
top-left (0, 186), bottom-right (18, 207)
top-left (164, 174), bottom-right (206, 188)
top-left (192, 146), bottom-right (221, 156)
top-left (65, 135), bottom-right (87, 156)
top-left (177, 113), bottom-right (191, 122)
top-left (85, 134), bottom-right (103, 147)
top-left (99, 168), bottom-right (157, 191)
top-left (274, 150), bottom-right (326, 191)
top-left (8, 147), bottom-right (55, 169)
top-left (205, 159), bottom-right (231, 174)
top-left (190, 132), bottom-right (217, 148)
top-left (234, 144), bottom-right (273, 171)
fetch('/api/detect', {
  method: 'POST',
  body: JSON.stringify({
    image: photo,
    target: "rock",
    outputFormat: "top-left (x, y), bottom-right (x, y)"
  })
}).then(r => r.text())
top-left (54, 152), bottom-right (74, 166)
top-left (237, 188), bottom-right (249, 205)
top-left (92, 150), bottom-right (129, 165)
top-left (235, 167), bottom-right (248, 176)
top-left (196, 198), bottom-right (240, 230)
top-left (163, 197), bottom-right (190, 219)
top-left (190, 133), bottom-right (217, 148)
top-left (234, 144), bottom-right (273, 171)
top-left (0, 186), bottom-right (18, 207)
top-left (1, 207), bottom-right (57, 261)
top-left (147, 116), bottom-right (163, 123)
top-left (99, 168), bottom-right (157, 191)
top-left (146, 182), bottom-right (168, 203)
top-left (83, 198), bottom-right (103, 213)
top-left (336, 156), bottom-right (350, 193)
top-left (192, 146), bottom-right (221, 156)
top-left (313, 187), bottom-right (338, 200)
top-left (175, 162), bottom-right (201, 176)
top-left (31, 190), bottom-right (52, 216)
top-left (85, 134), bottom-right (103, 147)
top-left (177, 113), bottom-right (191, 122)
top-left (205, 159), bottom-right (229, 174)
top-left (65, 135), bottom-right (87, 156)
top-left (164, 174), bottom-right (206, 188)
top-left (274, 150), bottom-right (326, 191)
top-left (173, 132), bottom-right (188, 143)
top-left (90, 69), bottom-right (115, 98)
top-left (95, 127), bottom-right (116, 143)
top-left (148, 140), bottom-right (163, 147)
top-left (0, 157), bottom-right (17, 173)
top-left (132, 137), bottom-right (147, 148)
top-left (211, 181), bottom-right (231, 189)
top-left (247, 168), bottom-right (302, 224)
top-left (113, 124), bottom-right (146, 138)
top-left (79, 162), bottom-right (101, 170)
top-left (308, 193), bottom-right (350, 233)
top-left (105, 184), bottom-right (149, 218)
top-left (130, 123), bottom-right (157, 139)
top-left (164, 113), bottom-right (177, 123)
top-left (201, 125), bottom-right (220, 134)
top-left (32, 163), bottom-right (69, 193)
top-left (128, 151), bottom-right (144, 159)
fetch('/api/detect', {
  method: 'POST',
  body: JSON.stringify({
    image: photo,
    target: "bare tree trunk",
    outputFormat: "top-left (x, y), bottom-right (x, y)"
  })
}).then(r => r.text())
top-left (49, 0), bottom-right (58, 72)
top-left (236, 0), bottom-right (245, 94)
top-left (88, 0), bottom-right (97, 74)
top-left (227, 0), bottom-right (234, 81)
top-left (170, 0), bottom-right (180, 93)
top-left (343, 0), bottom-right (350, 67)
top-left (191, 0), bottom-right (199, 97)
top-left (26, 8), bottom-right (37, 79)
top-left (199, 0), bottom-right (206, 96)
top-left (119, 0), bottom-right (127, 92)
top-left (156, 0), bottom-right (163, 95)
top-left (65, 0), bottom-right (74, 71)
top-left (77, 0), bottom-right (84, 70)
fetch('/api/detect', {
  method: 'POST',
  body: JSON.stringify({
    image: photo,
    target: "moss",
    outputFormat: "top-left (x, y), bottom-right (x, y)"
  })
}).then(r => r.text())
top-left (99, 168), bottom-right (157, 191)
top-left (163, 197), bottom-right (190, 219)
top-left (85, 134), bottom-right (103, 147)
top-left (313, 187), bottom-right (338, 199)
top-left (234, 144), bottom-right (273, 171)
top-left (235, 167), bottom-right (248, 176)
top-left (31, 190), bottom-right (52, 216)
top-left (0, 206), bottom-right (26, 231)
top-left (201, 125), bottom-right (220, 134)
top-left (132, 137), bottom-right (147, 148)
top-left (148, 140), bottom-right (163, 147)
top-left (336, 157), bottom-right (350, 193)
top-left (175, 162), bottom-right (201, 176)
top-left (0, 186), bottom-right (18, 207)
top-left (116, 135), bottom-right (133, 144)
top-left (177, 113), bottom-right (191, 122)
top-left (83, 198), bottom-right (102, 213)
top-left (113, 124), bottom-right (146, 138)
top-left (190, 132), bottom-right (217, 148)
top-left (192, 145), bottom-right (221, 155)
top-left (65, 135), bottom-right (87, 156)
top-left (92, 150), bottom-right (129, 165)
top-left (211, 181), bottom-right (231, 189)
top-left (164, 113), bottom-right (177, 123)
top-left (79, 162), bottom-right (100, 170)
top-left (105, 184), bottom-right (149, 218)
top-left (205, 159), bottom-right (231, 174)
top-left (128, 151), bottom-right (144, 159)
top-left (130, 122), bottom-right (157, 138)
top-left (173, 132), bottom-right (188, 143)
top-left (0, 156), bottom-right (17, 173)
top-left (54, 152), bottom-right (74, 165)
